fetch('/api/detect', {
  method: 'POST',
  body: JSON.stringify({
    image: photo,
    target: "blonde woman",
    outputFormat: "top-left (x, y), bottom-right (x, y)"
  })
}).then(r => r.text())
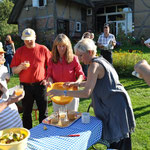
top-left (47, 33), bottom-right (85, 112)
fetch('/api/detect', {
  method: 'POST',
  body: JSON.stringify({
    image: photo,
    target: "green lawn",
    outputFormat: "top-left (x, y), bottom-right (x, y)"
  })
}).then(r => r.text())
top-left (7, 75), bottom-right (150, 150)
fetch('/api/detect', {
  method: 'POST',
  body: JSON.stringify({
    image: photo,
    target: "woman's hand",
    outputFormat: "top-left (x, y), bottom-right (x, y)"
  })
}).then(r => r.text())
top-left (0, 91), bottom-right (25, 113)
top-left (9, 90), bottom-right (25, 104)
top-left (47, 89), bottom-right (64, 98)
top-left (63, 82), bottom-right (79, 87)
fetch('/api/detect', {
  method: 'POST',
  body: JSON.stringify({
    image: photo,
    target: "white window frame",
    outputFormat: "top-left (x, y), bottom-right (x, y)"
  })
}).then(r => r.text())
top-left (32, 0), bottom-right (47, 8)
top-left (87, 8), bottom-right (92, 16)
top-left (76, 22), bottom-right (81, 32)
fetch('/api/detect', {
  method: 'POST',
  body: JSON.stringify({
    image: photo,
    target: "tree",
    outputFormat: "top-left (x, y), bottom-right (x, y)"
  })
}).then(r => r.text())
top-left (0, 0), bottom-right (17, 37)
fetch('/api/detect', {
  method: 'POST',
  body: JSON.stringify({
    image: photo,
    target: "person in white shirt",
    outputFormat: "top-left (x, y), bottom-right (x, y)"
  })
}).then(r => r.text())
top-left (0, 79), bottom-right (24, 130)
top-left (97, 23), bottom-right (116, 64)
top-left (0, 47), bottom-right (10, 99)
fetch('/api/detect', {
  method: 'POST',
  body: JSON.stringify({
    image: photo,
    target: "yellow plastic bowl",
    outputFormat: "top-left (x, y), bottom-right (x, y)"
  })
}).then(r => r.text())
top-left (47, 82), bottom-right (77, 105)
top-left (0, 127), bottom-right (30, 150)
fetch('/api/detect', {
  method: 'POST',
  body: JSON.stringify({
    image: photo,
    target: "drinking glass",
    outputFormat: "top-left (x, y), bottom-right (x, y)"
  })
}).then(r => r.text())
top-left (59, 106), bottom-right (67, 119)
top-left (25, 61), bottom-right (30, 68)
top-left (15, 85), bottom-right (24, 96)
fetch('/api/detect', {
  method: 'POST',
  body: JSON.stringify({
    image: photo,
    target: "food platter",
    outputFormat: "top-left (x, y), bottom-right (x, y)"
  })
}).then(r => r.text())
top-left (42, 112), bottom-right (81, 128)
top-left (47, 82), bottom-right (77, 105)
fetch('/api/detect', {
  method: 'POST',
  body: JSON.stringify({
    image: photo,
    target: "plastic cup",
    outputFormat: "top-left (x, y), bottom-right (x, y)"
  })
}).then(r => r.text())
top-left (15, 85), bottom-right (24, 96)
top-left (25, 61), bottom-right (30, 67)
top-left (82, 112), bottom-right (90, 124)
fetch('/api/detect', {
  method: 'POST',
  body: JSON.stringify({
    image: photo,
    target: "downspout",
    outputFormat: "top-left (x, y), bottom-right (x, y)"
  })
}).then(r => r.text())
top-left (53, 0), bottom-right (57, 37)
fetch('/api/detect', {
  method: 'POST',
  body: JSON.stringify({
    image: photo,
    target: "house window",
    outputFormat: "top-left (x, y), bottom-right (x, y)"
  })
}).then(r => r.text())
top-left (76, 22), bottom-right (81, 32)
top-left (87, 8), bottom-right (92, 16)
top-left (32, 0), bottom-right (47, 7)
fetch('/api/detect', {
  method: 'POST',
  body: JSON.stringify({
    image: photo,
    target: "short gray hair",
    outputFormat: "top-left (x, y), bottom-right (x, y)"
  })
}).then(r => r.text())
top-left (74, 38), bottom-right (97, 55)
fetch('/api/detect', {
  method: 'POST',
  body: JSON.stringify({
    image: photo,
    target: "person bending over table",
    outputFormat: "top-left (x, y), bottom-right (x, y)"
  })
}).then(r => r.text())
top-left (46, 33), bottom-right (85, 112)
top-left (0, 79), bottom-right (24, 130)
top-left (10, 28), bottom-right (51, 129)
top-left (47, 38), bottom-right (136, 150)
top-left (134, 59), bottom-right (150, 85)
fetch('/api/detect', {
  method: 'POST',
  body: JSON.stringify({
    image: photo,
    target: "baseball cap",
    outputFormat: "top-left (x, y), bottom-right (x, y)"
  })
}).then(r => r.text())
top-left (0, 47), bottom-right (5, 53)
top-left (104, 23), bottom-right (109, 28)
top-left (21, 28), bottom-right (36, 40)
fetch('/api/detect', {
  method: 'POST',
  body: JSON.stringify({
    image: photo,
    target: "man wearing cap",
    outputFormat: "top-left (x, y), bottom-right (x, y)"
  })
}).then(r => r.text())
top-left (10, 28), bottom-right (51, 129)
top-left (0, 47), bottom-right (10, 99)
top-left (97, 23), bottom-right (116, 64)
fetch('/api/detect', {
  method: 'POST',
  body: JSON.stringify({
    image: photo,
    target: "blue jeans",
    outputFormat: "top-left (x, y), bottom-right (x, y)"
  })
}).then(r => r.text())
top-left (5, 54), bottom-right (13, 75)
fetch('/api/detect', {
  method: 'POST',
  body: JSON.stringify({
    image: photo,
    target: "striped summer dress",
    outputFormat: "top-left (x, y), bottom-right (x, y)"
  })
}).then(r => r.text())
top-left (0, 99), bottom-right (23, 130)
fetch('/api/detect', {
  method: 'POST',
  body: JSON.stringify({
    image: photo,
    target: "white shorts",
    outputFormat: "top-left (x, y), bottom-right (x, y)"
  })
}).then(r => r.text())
top-left (52, 97), bottom-right (79, 112)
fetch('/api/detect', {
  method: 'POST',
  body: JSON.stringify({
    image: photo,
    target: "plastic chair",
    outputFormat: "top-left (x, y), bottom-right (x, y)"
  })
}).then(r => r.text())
top-left (33, 100), bottom-right (52, 120)
top-left (87, 103), bottom-right (110, 150)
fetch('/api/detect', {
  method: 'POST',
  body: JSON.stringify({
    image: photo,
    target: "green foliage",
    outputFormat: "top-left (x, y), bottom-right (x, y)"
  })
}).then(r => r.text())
top-left (0, 0), bottom-right (13, 21)
top-left (113, 46), bottom-right (150, 77)
top-left (0, 0), bottom-right (18, 37)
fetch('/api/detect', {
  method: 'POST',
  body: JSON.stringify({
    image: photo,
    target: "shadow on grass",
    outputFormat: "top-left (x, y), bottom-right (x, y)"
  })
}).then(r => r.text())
top-left (120, 77), bottom-right (149, 90)
top-left (133, 104), bottom-right (150, 119)
top-left (124, 82), bottom-right (149, 90)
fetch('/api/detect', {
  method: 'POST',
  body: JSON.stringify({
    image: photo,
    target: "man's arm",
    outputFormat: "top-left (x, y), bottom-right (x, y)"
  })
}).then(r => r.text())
top-left (97, 43), bottom-right (104, 49)
top-left (97, 37), bottom-right (104, 49)
top-left (12, 62), bottom-right (29, 74)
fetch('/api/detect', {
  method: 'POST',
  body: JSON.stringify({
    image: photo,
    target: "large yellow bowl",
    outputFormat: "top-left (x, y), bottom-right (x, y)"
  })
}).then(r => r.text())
top-left (0, 127), bottom-right (30, 150)
top-left (47, 82), bottom-right (77, 105)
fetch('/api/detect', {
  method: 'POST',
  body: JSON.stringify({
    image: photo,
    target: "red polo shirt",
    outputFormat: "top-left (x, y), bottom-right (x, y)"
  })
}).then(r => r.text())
top-left (47, 55), bottom-right (85, 82)
top-left (10, 43), bottom-right (51, 83)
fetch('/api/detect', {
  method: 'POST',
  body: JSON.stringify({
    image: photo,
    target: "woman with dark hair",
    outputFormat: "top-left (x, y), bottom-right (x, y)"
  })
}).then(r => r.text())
top-left (4, 35), bottom-right (15, 75)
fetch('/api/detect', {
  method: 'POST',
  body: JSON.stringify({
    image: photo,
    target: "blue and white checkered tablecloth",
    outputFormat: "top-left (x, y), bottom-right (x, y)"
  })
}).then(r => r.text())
top-left (27, 116), bottom-right (102, 150)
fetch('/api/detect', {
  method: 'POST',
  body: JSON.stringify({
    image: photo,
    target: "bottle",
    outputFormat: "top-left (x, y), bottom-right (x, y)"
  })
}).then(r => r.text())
top-left (132, 71), bottom-right (142, 79)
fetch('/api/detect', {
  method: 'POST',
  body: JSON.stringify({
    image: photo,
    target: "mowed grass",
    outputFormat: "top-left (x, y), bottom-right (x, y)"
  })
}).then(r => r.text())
top-left (7, 74), bottom-right (150, 150)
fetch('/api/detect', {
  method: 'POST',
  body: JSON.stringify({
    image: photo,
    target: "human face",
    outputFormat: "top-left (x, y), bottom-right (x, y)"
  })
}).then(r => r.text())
top-left (75, 50), bottom-right (90, 65)
top-left (0, 53), bottom-right (4, 59)
top-left (104, 27), bottom-right (110, 36)
top-left (57, 44), bottom-right (67, 58)
top-left (24, 39), bottom-right (36, 48)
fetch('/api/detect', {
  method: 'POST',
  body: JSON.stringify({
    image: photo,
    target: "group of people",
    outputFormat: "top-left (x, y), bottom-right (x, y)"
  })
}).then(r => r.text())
top-left (2, 23), bottom-right (148, 150)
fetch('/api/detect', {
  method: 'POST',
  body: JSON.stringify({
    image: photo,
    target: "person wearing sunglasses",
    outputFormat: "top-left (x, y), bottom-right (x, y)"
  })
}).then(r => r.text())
top-left (97, 23), bottom-right (116, 64)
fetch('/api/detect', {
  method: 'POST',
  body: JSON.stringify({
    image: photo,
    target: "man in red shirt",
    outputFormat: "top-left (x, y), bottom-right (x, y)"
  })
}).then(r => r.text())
top-left (10, 28), bottom-right (51, 129)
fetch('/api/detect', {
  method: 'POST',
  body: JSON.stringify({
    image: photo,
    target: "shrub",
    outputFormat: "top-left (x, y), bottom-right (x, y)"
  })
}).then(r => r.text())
top-left (113, 50), bottom-right (150, 77)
